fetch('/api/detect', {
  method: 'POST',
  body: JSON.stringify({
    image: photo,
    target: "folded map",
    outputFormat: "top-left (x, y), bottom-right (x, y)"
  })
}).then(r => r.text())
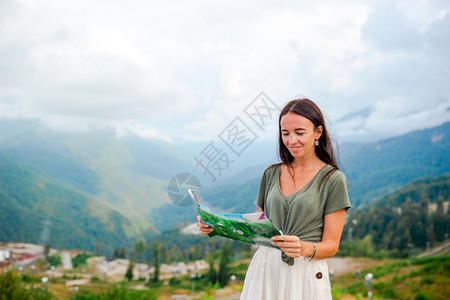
top-left (188, 189), bottom-right (282, 248)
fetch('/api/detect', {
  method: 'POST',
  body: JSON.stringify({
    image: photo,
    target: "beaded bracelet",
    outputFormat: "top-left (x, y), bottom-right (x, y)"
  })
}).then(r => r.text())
top-left (308, 242), bottom-right (317, 261)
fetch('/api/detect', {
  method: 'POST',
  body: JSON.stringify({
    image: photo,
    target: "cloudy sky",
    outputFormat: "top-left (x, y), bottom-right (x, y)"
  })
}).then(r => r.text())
top-left (1, 0), bottom-right (449, 143)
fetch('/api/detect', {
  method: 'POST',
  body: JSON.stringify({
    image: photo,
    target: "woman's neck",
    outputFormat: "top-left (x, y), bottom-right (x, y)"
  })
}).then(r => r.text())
top-left (290, 155), bottom-right (324, 171)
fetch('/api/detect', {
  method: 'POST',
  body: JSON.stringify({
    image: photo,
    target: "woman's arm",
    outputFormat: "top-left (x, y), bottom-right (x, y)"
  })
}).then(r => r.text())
top-left (311, 208), bottom-right (347, 259)
top-left (271, 208), bottom-right (347, 259)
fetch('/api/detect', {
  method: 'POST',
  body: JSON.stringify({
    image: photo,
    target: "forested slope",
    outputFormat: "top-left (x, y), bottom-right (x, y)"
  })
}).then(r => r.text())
top-left (341, 174), bottom-right (450, 256)
top-left (0, 153), bottom-right (156, 252)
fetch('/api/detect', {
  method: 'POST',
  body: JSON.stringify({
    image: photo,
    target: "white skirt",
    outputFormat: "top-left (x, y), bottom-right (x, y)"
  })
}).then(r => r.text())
top-left (240, 246), bottom-right (331, 300)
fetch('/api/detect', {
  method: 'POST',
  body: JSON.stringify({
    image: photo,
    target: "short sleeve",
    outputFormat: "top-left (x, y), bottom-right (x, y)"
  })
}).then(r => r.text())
top-left (324, 171), bottom-right (351, 215)
top-left (256, 169), bottom-right (268, 210)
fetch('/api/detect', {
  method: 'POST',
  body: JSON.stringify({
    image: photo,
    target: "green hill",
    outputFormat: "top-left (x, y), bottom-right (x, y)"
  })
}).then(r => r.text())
top-left (374, 174), bottom-right (450, 208)
top-left (341, 122), bottom-right (449, 207)
top-left (341, 173), bottom-right (450, 256)
top-left (0, 153), bottom-right (156, 252)
top-left (333, 255), bottom-right (449, 300)
top-left (0, 128), bottom-right (198, 251)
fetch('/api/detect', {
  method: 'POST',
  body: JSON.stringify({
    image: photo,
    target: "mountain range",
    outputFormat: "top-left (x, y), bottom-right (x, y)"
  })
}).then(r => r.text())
top-left (0, 120), bottom-right (448, 252)
top-left (0, 126), bottom-right (195, 252)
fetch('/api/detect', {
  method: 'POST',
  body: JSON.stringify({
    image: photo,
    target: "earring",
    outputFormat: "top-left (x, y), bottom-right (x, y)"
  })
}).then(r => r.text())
top-left (315, 139), bottom-right (319, 146)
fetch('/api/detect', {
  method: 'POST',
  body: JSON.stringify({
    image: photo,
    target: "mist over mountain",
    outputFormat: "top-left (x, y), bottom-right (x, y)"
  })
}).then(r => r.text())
top-left (342, 121), bottom-right (449, 206)
top-left (0, 126), bottom-right (195, 252)
top-left (0, 152), bottom-right (145, 251)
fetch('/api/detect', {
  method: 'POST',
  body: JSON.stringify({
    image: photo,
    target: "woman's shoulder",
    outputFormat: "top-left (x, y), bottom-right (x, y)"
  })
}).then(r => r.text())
top-left (261, 162), bottom-right (281, 177)
top-left (322, 165), bottom-right (348, 185)
top-left (331, 167), bottom-right (346, 178)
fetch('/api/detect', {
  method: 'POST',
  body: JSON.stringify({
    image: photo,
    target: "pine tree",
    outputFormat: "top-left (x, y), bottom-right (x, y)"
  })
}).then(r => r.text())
top-left (125, 262), bottom-right (134, 281)
top-left (151, 240), bottom-right (161, 283)
top-left (218, 242), bottom-right (232, 287)
top-left (134, 240), bottom-right (145, 262)
top-left (207, 250), bottom-right (216, 284)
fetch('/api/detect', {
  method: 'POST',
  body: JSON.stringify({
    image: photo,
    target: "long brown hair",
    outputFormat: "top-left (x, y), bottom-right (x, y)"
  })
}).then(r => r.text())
top-left (278, 98), bottom-right (339, 185)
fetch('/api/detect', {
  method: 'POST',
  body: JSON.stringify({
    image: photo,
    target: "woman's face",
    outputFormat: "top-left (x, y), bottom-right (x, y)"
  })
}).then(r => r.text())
top-left (280, 112), bottom-right (322, 160)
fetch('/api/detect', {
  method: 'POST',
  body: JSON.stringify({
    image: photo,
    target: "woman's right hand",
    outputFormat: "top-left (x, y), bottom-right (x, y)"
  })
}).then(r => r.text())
top-left (197, 215), bottom-right (214, 235)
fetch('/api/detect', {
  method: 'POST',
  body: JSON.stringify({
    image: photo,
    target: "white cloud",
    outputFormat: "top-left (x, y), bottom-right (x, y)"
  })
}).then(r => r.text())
top-left (0, 0), bottom-right (449, 143)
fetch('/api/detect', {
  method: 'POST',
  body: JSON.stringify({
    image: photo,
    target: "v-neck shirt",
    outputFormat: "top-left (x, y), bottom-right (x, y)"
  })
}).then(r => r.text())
top-left (256, 163), bottom-right (351, 243)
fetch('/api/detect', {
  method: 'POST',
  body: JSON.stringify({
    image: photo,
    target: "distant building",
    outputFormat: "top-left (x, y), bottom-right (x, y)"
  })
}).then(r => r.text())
top-left (61, 251), bottom-right (73, 270)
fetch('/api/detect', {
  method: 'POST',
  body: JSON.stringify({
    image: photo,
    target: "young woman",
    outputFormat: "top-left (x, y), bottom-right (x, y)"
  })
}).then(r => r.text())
top-left (197, 99), bottom-right (351, 299)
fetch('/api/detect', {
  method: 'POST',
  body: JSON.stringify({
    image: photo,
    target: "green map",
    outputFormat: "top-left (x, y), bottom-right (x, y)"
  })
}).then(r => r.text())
top-left (189, 189), bottom-right (282, 248)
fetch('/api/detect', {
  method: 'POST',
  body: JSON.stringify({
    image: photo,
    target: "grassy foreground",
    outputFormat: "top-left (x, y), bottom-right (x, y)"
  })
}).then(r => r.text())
top-left (330, 255), bottom-right (449, 299)
top-left (1, 255), bottom-right (448, 299)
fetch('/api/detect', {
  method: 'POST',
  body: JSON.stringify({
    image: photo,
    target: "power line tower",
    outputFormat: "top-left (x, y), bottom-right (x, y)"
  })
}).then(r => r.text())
top-left (39, 220), bottom-right (52, 247)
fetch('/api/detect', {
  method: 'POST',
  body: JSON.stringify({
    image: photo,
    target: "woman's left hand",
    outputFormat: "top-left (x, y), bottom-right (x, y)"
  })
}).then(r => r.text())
top-left (271, 235), bottom-right (303, 258)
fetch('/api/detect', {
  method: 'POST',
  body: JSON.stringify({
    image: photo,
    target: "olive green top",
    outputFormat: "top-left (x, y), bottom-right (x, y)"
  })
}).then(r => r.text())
top-left (256, 163), bottom-right (351, 265)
